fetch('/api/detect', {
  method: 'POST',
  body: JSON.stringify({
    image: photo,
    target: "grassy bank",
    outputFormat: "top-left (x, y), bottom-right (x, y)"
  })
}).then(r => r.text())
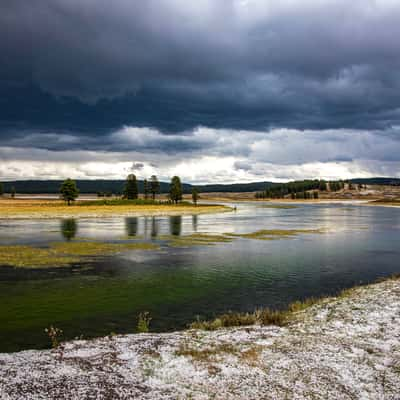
top-left (0, 198), bottom-right (231, 219)
top-left (188, 277), bottom-right (385, 331)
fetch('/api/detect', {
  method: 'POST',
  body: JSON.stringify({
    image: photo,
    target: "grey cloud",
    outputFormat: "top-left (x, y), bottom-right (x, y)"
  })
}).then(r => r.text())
top-left (1, 1), bottom-right (400, 181)
top-left (234, 161), bottom-right (252, 171)
top-left (131, 162), bottom-right (144, 171)
top-left (2, 126), bottom-right (400, 167)
top-left (1, 0), bottom-right (400, 131)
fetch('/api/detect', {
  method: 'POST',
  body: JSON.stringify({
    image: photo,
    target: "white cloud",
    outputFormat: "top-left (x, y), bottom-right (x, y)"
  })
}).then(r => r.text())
top-left (1, 126), bottom-right (400, 183)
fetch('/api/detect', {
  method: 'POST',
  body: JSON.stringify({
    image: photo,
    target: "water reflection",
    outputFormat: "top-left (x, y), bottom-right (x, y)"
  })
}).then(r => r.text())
top-left (143, 217), bottom-right (159, 238)
top-left (125, 217), bottom-right (138, 237)
top-left (151, 217), bottom-right (159, 238)
top-left (169, 216), bottom-right (182, 236)
top-left (61, 219), bottom-right (78, 241)
top-left (192, 215), bottom-right (198, 232)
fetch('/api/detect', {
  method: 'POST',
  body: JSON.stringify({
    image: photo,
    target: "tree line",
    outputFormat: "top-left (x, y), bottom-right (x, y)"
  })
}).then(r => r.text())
top-left (59, 175), bottom-right (200, 205)
top-left (0, 182), bottom-right (16, 198)
top-left (254, 179), bottom-right (347, 199)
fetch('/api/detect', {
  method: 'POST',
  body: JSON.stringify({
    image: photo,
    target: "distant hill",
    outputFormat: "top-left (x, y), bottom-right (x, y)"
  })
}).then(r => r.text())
top-left (0, 179), bottom-right (273, 194)
top-left (1, 177), bottom-right (399, 194)
top-left (348, 177), bottom-right (400, 186)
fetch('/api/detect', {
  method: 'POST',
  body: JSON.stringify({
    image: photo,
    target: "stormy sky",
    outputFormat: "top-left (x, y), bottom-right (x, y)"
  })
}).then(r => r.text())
top-left (1, 0), bottom-right (400, 183)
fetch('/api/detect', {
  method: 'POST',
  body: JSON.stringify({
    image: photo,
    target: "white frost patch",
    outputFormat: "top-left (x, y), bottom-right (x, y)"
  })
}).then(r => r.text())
top-left (1, 279), bottom-right (400, 399)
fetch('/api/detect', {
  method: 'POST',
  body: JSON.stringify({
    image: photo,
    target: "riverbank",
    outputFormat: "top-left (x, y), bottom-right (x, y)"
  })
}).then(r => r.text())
top-left (0, 199), bottom-right (231, 219)
top-left (1, 277), bottom-right (399, 399)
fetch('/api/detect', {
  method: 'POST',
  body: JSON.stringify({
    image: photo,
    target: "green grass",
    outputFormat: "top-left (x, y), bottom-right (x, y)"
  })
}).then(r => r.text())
top-left (189, 278), bottom-right (396, 332)
top-left (189, 295), bottom-right (332, 331)
top-left (189, 308), bottom-right (288, 330)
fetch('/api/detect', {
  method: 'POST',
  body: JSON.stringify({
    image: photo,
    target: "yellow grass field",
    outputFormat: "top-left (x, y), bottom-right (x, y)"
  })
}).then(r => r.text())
top-left (0, 199), bottom-right (231, 219)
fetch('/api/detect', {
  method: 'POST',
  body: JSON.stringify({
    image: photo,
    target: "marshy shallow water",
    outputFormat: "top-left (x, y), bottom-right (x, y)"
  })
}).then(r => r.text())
top-left (0, 202), bottom-right (399, 352)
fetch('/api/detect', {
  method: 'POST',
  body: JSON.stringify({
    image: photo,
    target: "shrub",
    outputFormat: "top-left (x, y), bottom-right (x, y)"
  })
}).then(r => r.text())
top-left (45, 325), bottom-right (63, 348)
top-left (137, 312), bottom-right (152, 333)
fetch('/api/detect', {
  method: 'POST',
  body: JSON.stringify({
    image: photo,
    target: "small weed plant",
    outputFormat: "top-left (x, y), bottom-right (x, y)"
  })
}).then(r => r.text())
top-left (137, 312), bottom-right (152, 333)
top-left (45, 325), bottom-right (63, 348)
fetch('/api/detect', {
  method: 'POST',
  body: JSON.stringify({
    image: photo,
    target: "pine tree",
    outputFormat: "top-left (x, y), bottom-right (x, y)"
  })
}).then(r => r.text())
top-left (143, 179), bottom-right (149, 199)
top-left (150, 175), bottom-right (160, 200)
top-left (124, 174), bottom-right (138, 199)
top-left (319, 180), bottom-right (327, 191)
top-left (169, 176), bottom-right (182, 204)
top-left (192, 187), bottom-right (199, 205)
top-left (60, 179), bottom-right (79, 205)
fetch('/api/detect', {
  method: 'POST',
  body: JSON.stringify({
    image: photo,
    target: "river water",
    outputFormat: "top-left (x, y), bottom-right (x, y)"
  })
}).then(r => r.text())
top-left (0, 202), bottom-right (399, 352)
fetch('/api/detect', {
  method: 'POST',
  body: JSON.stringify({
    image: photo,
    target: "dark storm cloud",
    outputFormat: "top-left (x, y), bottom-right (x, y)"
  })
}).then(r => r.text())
top-left (1, 0), bottom-right (400, 150)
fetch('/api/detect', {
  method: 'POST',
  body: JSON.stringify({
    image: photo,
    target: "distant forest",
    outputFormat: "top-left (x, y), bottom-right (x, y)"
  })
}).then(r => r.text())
top-left (0, 177), bottom-right (399, 195)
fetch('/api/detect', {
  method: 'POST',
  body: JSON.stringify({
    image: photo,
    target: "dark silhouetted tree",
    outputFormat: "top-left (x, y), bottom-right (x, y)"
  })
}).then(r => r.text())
top-left (124, 174), bottom-right (138, 199)
top-left (192, 187), bottom-right (199, 205)
top-left (10, 186), bottom-right (16, 198)
top-left (150, 175), bottom-right (160, 200)
top-left (319, 180), bottom-right (327, 191)
top-left (169, 176), bottom-right (182, 204)
top-left (0, 182), bottom-right (3, 196)
top-left (143, 179), bottom-right (149, 199)
top-left (60, 179), bottom-right (79, 205)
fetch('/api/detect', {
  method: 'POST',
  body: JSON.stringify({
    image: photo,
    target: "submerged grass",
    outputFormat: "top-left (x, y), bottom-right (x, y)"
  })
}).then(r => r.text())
top-left (161, 229), bottom-right (325, 248)
top-left (258, 204), bottom-right (299, 209)
top-left (50, 241), bottom-right (159, 256)
top-left (0, 246), bottom-right (80, 268)
top-left (226, 228), bottom-right (325, 240)
top-left (0, 241), bottom-right (159, 268)
top-left (162, 233), bottom-right (234, 247)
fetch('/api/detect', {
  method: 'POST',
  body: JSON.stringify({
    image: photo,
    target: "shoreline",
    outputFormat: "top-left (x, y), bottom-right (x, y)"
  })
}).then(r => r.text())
top-left (1, 277), bottom-right (399, 399)
top-left (0, 201), bottom-right (232, 219)
top-left (212, 197), bottom-right (400, 208)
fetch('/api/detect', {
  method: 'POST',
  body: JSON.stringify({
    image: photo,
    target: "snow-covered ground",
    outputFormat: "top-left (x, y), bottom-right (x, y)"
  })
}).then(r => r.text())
top-left (1, 278), bottom-right (400, 399)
